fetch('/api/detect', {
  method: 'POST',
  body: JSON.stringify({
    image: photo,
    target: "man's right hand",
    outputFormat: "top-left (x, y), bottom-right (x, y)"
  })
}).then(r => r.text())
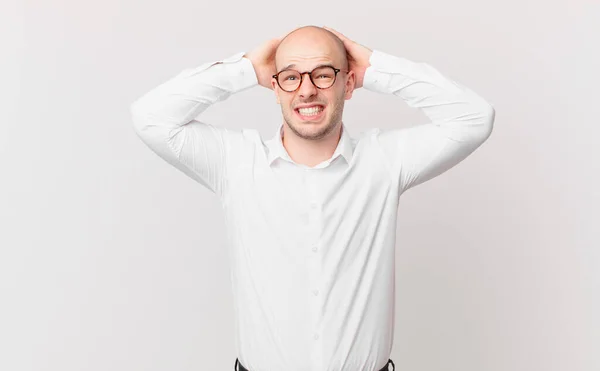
top-left (244, 36), bottom-right (285, 90)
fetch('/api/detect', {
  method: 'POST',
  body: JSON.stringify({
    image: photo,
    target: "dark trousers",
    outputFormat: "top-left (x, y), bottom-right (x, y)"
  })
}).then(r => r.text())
top-left (234, 358), bottom-right (395, 371)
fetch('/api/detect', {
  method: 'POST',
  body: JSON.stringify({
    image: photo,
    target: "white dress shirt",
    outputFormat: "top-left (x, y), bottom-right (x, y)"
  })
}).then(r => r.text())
top-left (130, 48), bottom-right (495, 371)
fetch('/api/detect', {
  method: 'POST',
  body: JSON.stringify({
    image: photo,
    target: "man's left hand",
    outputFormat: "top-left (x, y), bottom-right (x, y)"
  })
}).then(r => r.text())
top-left (323, 26), bottom-right (373, 89)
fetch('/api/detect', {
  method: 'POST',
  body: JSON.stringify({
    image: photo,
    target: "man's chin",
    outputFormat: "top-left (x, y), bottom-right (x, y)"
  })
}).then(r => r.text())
top-left (292, 121), bottom-right (336, 139)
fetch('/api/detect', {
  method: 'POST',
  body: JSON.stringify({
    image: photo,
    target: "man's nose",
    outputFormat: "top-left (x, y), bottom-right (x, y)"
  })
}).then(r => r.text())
top-left (298, 73), bottom-right (317, 97)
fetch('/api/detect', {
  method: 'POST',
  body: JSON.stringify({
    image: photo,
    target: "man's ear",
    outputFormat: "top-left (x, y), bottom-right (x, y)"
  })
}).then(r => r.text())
top-left (344, 71), bottom-right (356, 100)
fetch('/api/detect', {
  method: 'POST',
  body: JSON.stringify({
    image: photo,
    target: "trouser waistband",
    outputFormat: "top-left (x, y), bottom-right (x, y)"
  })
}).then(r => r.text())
top-left (234, 358), bottom-right (395, 371)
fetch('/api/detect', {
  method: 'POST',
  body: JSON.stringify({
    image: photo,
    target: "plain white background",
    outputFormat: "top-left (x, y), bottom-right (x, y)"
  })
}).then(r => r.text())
top-left (2, 1), bottom-right (598, 370)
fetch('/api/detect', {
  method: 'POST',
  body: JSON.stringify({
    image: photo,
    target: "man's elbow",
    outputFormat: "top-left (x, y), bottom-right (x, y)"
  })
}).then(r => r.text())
top-left (465, 103), bottom-right (495, 148)
top-left (481, 103), bottom-right (495, 140)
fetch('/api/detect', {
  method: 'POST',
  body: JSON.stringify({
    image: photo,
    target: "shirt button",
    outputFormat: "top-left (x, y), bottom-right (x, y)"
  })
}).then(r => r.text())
top-left (312, 289), bottom-right (319, 296)
top-left (312, 246), bottom-right (318, 252)
top-left (314, 333), bottom-right (319, 340)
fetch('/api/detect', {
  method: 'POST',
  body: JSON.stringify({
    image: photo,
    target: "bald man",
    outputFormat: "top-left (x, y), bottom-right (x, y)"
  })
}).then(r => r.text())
top-left (267, 26), bottom-right (352, 168)
top-left (130, 25), bottom-right (495, 371)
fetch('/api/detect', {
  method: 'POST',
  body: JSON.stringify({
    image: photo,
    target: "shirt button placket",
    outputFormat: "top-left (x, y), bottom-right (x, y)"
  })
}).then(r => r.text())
top-left (306, 169), bottom-right (322, 366)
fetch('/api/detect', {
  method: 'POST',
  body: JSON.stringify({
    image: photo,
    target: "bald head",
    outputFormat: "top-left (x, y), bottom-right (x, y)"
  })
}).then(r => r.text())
top-left (275, 25), bottom-right (349, 72)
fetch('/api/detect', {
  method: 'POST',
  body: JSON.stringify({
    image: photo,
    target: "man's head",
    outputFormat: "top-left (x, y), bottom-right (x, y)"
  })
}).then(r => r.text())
top-left (271, 26), bottom-right (356, 141)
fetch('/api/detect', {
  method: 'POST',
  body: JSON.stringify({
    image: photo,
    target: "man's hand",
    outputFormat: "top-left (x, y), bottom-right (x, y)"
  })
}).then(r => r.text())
top-left (244, 36), bottom-right (284, 90)
top-left (323, 26), bottom-right (373, 89)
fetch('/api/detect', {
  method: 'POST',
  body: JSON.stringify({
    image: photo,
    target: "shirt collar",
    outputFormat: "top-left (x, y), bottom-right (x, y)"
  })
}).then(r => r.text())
top-left (266, 122), bottom-right (353, 167)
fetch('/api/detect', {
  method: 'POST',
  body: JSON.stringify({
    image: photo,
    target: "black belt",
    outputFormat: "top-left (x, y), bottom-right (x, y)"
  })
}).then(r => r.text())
top-left (234, 358), bottom-right (395, 371)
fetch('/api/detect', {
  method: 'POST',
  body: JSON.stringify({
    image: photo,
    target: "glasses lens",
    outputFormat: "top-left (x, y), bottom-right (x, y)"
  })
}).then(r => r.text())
top-left (278, 70), bottom-right (301, 91)
top-left (311, 66), bottom-right (336, 89)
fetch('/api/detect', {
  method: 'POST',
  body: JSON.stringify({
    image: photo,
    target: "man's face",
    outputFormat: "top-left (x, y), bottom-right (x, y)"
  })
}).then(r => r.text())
top-left (272, 31), bottom-right (355, 141)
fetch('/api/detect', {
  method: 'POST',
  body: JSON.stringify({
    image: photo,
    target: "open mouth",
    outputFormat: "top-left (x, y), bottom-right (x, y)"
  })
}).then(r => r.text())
top-left (294, 105), bottom-right (325, 121)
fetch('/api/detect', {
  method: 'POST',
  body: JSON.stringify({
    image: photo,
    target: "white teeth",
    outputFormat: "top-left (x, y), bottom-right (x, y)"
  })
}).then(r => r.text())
top-left (297, 106), bottom-right (323, 116)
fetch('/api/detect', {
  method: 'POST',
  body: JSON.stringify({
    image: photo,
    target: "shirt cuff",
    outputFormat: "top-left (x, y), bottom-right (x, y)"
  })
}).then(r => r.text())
top-left (362, 49), bottom-right (413, 94)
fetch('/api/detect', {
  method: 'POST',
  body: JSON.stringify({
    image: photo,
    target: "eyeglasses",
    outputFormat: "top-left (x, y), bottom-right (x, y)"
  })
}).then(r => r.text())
top-left (272, 65), bottom-right (348, 92)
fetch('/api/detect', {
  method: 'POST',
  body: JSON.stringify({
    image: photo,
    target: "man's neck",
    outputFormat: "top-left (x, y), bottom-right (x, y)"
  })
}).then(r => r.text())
top-left (282, 123), bottom-right (342, 168)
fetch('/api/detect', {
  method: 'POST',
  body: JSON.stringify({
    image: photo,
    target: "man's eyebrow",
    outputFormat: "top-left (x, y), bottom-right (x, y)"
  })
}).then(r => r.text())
top-left (282, 63), bottom-right (335, 71)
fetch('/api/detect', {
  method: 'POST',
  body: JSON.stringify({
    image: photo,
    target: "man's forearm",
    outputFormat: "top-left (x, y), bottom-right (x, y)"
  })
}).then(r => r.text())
top-left (130, 52), bottom-right (258, 128)
top-left (363, 49), bottom-right (494, 130)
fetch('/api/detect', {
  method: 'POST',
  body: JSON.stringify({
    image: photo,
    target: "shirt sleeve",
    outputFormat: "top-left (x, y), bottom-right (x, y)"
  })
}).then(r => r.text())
top-left (364, 49), bottom-right (495, 194)
top-left (129, 52), bottom-right (258, 197)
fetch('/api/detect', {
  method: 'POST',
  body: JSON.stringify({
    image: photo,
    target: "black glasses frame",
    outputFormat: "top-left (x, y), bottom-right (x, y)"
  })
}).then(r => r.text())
top-left (272, 66), bottom-right (348, 92)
